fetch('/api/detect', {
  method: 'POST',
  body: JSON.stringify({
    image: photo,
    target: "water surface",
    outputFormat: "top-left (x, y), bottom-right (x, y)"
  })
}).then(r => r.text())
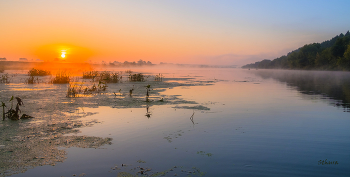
top-left (1, 68), bottom-right (349, 177)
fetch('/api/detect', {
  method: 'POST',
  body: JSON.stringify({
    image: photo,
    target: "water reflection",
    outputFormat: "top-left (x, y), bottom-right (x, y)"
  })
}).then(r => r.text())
top-left (145, 105), bottom-right (151, 118)
top-left (250, 70), bottom-right (350, 112)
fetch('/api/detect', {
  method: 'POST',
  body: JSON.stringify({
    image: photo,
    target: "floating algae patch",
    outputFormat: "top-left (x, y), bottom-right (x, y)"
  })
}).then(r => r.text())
top-left (0, 117), bottom-right (112, 176)
top-left (112, 161), bottom-right (206, 177)
top-left (117, 172), bottom-right (134, 177)
top-left (172, 105), bottom-right (210, 111)
top-left (197, 151), bottom-right (213, 157)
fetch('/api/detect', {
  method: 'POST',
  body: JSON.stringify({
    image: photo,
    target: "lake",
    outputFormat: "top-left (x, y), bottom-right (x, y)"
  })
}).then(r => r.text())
top-left (1, 67), bottom-right (349, 177)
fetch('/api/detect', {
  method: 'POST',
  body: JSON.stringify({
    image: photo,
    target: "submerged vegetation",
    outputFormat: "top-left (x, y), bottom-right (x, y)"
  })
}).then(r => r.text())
top-left (243, 30), bottom-right (350, 70)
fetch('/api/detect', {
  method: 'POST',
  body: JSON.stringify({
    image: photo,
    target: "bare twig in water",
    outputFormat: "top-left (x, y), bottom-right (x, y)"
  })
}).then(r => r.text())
top-left (190, 111), bottom-right (195, 125)
top-left (1, 101), bottom-right (6, 121)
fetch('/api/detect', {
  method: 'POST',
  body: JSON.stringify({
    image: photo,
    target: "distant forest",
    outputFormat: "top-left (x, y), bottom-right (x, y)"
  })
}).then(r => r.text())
top-left (242, 31), bottom-right (350, 70)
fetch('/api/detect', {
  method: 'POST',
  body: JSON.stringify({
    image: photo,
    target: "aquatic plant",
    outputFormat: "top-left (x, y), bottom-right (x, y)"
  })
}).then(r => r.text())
top-left (100, 71), bottom-right (121, 83)
top-left (129, 85), bottom-right (134, 96)
top-left (98, 81), bottom-right (107, 91)
top-left (4, 96), bottom-right (33, 120)
top-left (52, 71), bottom-right (70, 84)
top-left (28, 68), bottom-right (51, 76)
top-left (0, 73), bottom-right (10, 83)
top-left (67, 84), bottom-right (78, 97)
top-left (125, 70), bottom-right (133, 74)
top-left (146, 84), bottom-right (151, 97)
top-left (26, 76), bottom-right (40, 84)
top-left (1, 101), bottom-right (6, 121)
top-left (129, 73), bottom-right (145, 82)
top-left (155, 73), bottom-right (163, 81)
top-left (82, 70), bottom-right (99, 79)
top-left (67, 81), bottom-right (108, 97)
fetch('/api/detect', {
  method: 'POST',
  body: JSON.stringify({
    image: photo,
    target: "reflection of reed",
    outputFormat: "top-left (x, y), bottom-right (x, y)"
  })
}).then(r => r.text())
top-left (190, 111), bottom-right (195, 125)
top-left (145, 105), bottom-right (151, 118)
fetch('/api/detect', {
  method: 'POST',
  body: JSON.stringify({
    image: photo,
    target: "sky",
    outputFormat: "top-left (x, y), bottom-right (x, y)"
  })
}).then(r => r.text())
top-left (0, 0), bottom-right (349, 66)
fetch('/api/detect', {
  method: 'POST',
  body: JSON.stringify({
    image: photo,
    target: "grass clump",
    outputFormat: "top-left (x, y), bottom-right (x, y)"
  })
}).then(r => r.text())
top-left (125, 70), bottom-right (133, 74)
top-left (129, 73), bottom-right (145, 82)
top-left (99, 71), bottom-right (122, 83)
top-left (26, 76), bottom-right (40, 84)
top-left (155, 73), bottom-right (163, 81)
top-left (83, 71), bottom-right (99, 79)
top-left (52, 71), bottom-right (70, 84)
top-left (67, 81), bottom-right (107, 97)
top-left (0, 73), bottom-right (10, 83)
top-left (28, 68), bottom-right (51, 76)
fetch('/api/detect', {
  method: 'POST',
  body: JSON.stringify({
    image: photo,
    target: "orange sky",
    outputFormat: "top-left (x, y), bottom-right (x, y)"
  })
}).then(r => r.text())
top-left (1, 1), bottom-right (349, 66)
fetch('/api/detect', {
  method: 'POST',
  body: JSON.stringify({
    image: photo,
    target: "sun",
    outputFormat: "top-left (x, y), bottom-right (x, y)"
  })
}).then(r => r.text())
top-left (61, 51), bottom-right (66, 58)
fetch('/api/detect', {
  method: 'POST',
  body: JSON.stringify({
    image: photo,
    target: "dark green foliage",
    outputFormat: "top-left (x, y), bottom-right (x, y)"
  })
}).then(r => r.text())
top-left (242, 30), bottom-right (350, 70)
top-left (28, 68), bottom-right (51, 76)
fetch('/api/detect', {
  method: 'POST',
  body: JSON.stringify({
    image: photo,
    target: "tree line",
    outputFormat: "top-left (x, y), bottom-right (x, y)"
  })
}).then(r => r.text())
top-left (242, 31), bottom-right (350, 70)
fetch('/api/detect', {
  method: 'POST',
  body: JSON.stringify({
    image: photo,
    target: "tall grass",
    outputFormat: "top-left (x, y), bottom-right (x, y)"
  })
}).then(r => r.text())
top-left (129, 73), bottom-right (145, 82)
top-left (0, 73), bottom-right (10, 83)
top-left (52, 71), bottom-right (70, 84)
top-left (83, 71), bottom-right (99, 79)
top-left (155, 73), bottom-right (163, 81)
top-left (66, 81), bottom-right (107, 97)
top-left (28, 68), bottom-right (51, 76)
top-left (26, 76), bottom-right (40, 84)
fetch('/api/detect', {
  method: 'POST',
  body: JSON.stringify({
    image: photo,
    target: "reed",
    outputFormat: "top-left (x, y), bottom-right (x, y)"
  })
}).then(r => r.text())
top-left (155, 73), bottom-right (163, 81)
top-left (26, 76), bottom-right (40, 84)
top-left (0, 73), bottom-right (10, 83)
top-left (52, 71), bottom-right (70, 84)
top-left (129, 73), bottom-right (145, 82)
top-left (28, 68), bottom-right (51, 76)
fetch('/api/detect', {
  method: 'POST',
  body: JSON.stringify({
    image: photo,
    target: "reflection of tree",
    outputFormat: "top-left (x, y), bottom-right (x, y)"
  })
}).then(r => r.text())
top-left (252, 70), bottom-right (350, 112)
top-left (0, 120), bottom-right (112, 176)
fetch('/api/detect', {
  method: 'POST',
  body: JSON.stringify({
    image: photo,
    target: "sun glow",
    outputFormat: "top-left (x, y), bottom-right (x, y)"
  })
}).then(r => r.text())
top-left (61, 51), bottom-right (66, 58)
